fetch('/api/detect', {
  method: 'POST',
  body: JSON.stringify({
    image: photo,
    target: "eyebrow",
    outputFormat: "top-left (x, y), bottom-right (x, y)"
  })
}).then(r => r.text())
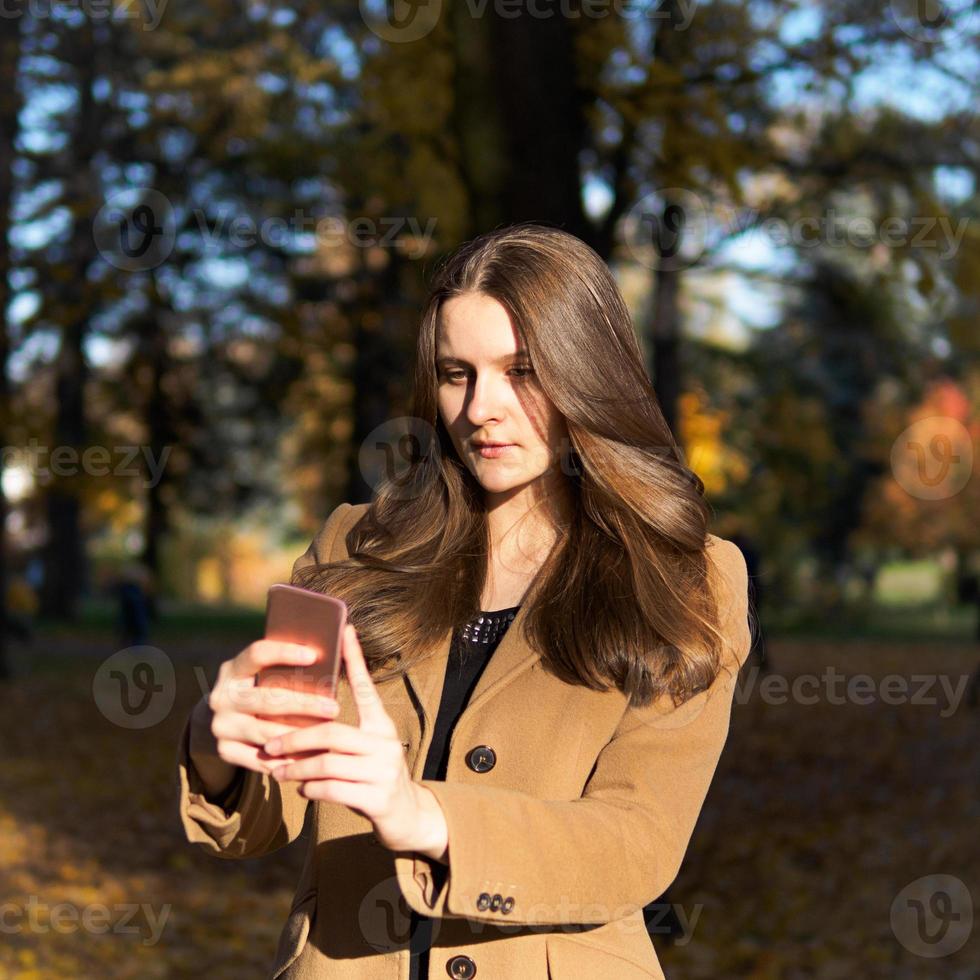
top-left (435, 352), bottom-right (530, 367)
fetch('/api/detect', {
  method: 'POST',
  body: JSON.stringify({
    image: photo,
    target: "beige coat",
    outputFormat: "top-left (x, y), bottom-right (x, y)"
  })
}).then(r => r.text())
top-left (175, 501), bottom-right (751, 979)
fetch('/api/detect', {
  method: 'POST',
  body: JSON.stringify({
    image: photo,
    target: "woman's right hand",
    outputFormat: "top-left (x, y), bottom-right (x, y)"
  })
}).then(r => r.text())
top-left (202, 639), bottom-right (340, 777)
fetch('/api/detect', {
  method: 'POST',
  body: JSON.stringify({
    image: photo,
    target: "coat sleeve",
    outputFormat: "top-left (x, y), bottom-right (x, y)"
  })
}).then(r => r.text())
top-left (174, 501), bottom-right (353, 859)
top-left (394, 537), bottom-right (752, 926)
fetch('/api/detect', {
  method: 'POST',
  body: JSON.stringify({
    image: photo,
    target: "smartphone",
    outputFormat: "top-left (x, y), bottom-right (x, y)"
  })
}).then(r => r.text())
top-left (255, 583), bottom-right (347, 727)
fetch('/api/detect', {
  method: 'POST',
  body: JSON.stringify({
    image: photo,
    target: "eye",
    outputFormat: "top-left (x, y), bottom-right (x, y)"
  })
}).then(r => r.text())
top-left (439, 367), bottom-right (535, 383)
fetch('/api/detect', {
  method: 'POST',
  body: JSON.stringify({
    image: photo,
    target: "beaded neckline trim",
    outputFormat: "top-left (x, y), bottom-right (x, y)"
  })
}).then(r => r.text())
top-left (459, 605), bottom-right (520, 645)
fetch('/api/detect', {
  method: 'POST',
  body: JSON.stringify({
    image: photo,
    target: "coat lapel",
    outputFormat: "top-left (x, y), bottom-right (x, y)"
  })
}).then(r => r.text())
top-left (464, 601), bottom-right (541, 713)
top-left (401, 601), bottom-right (541, 742)
top-left (336, 505), bottom-right (542, 747)
top-left (398, 626), bottom-right (452, 734)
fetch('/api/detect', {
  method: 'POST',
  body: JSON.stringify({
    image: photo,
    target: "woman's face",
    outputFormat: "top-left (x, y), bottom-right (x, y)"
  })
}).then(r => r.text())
top-left (435, 291), bottom-right (569, 498)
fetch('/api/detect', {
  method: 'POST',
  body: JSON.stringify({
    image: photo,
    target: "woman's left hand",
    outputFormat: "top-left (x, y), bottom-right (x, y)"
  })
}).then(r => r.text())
top-left (262, 622), bottom-right (441, 856)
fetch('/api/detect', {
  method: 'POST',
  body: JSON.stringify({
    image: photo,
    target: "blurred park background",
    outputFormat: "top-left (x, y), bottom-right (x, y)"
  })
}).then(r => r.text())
top-left (0, 1), bottom-right (978, 977)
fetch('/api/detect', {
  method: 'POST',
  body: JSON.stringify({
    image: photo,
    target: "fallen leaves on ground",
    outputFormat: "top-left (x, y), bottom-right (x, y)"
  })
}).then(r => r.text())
top-left (0, 635), bottom-right (977, 977)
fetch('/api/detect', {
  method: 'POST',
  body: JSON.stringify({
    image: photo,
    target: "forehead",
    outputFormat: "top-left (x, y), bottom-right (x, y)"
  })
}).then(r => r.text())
top-left (436, 293), bottom-right (526, 358)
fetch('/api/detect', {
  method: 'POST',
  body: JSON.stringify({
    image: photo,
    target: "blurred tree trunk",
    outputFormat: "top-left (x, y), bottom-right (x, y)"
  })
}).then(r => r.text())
top-left (349, 245), bottom-right (409, 506)
top-left (651, 248), bottom-right (682, 440)
top-left (39, 22), bottom-right (101, 619)
top-left (42, 325), bottom-right (88, 619)
top-left (484, 7), bottom-right (590, 243)
top-left (643, 0), bottom-right (688, 442)
top-left (0, 2), bottom-right (26, 676)
top-left (800, 261), bottom-right (895, 588)
top-left (135, 283), bottom-right (179, 622)
top-left (449, 4), bottom-right (591, 246)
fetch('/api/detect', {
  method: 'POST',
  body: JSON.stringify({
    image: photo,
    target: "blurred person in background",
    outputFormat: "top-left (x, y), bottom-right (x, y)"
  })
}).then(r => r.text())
top-left (116, 561), bottom-right (154, 647)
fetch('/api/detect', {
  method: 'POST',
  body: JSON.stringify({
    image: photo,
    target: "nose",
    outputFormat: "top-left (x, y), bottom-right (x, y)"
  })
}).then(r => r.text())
top-left (465, 371), bottom-right (510, 427)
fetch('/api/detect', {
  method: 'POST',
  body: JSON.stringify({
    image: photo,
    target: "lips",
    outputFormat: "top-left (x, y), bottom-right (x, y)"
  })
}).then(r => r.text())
top-left (473, 440), bottom-right (516, 461)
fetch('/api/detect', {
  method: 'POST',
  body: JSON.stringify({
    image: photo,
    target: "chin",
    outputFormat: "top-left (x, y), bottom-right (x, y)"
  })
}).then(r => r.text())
top-left (475, 474), bottom-right (518, 492)
top-left (476, 468), bottom-right (544, 494)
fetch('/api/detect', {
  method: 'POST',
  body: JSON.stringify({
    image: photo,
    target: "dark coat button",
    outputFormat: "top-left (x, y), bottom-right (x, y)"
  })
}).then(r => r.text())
top-left (466, 745), bottom-right (496, 773)
top-left (490, 893), bottom-right (502, 910)
top-left (501, 896), bottom-right (514, 913)
top-left (446, 953), bottom-right (477, 978)
top-left (476, 892), bottom-right (491, 910)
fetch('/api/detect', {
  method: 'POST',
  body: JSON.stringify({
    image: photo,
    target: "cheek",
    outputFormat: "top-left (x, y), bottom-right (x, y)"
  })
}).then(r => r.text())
top-left (540, 398), bottom-right (567, 441)
top-left (520, 395), bottom-right (562, 443)
top-left (437, 388), bottom-right (462, 428)
top-left (549, 414), bottom-right (570, 448)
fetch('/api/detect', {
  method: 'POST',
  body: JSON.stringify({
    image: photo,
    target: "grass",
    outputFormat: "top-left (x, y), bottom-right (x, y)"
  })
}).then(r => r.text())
top-left (34, 598), bottom-right (266, 637)
top-left (769, 602), bottom-right (978, 643)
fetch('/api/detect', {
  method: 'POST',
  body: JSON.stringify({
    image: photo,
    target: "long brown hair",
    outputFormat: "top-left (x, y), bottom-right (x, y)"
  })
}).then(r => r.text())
top-left (294, 222), bottom-right (750, 708)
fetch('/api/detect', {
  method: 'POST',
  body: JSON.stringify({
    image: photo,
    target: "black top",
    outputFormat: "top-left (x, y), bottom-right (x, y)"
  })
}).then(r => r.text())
top-left (408, 605), bottom-right (520, 980)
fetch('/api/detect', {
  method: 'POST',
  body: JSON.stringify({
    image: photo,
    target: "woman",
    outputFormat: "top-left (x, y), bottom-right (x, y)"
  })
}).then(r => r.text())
top-left (175, 223), bottom-right (756, 979)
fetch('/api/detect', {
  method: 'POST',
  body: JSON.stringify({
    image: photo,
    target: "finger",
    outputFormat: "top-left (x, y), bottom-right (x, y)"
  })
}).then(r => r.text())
top-left (218, 736), bottom-right (324, 772)
top-left (231, 639), bottom-right (319, 681)
top-left (298, 779), bottom-right (372, 811)
top-left (213, 712), bottom-right (318, 749)
top-left (342, 624), bottom-right (395, 734)
top-left (215, 739), bottom-right (284, 776)
top-left (263, 719), bottom-right (372, 758)
top-left (228, 683), bottom-right (338, 720)
top-left (273, 752), bottom-right (384, 784)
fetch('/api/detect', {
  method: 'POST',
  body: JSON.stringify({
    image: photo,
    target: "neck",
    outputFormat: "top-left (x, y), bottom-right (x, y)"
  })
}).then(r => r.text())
top-left (484, 473), bottom-right (573, 566)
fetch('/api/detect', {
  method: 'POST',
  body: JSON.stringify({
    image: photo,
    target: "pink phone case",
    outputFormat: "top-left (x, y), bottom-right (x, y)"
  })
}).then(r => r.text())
top-left (256, 583), bottom-right (347, 727)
